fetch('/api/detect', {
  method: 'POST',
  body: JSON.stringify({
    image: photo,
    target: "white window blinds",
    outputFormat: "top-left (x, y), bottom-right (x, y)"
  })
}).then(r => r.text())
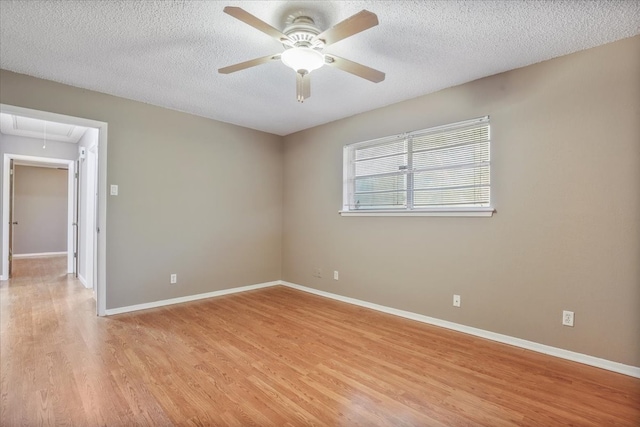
top-left (343, 116), bottom-right (491, 214)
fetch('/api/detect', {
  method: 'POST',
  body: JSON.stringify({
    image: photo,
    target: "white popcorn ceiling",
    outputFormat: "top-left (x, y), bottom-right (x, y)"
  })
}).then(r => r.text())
top-left (1, 1), bottom-right (638, 136)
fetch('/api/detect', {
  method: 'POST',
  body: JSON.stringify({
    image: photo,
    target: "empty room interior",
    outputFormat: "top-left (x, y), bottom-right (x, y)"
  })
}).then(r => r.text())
top-left (1, 1), bottom-right (639, 425)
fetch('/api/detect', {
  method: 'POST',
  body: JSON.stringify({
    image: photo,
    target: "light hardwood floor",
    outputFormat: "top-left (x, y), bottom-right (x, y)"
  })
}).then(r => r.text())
top-left (1, 256), bottom-right (639, 426)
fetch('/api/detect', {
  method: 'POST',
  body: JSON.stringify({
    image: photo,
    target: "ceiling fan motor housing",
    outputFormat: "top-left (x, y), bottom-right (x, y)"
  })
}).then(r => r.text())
top-left (283, 16), bottom-right (324, 50)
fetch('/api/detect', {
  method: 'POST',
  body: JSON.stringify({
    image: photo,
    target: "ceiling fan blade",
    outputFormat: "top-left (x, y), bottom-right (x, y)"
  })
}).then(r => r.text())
top-left (296, 72), bottom-right (311, 103)
top-left (223, 6), bottom-right (293, 45)
top-left (313, 10), bottom-right (378, 47)
top-left (324, 54), bottom-right (385, 83)
top-left (218, 54), bottom-right (281, 74)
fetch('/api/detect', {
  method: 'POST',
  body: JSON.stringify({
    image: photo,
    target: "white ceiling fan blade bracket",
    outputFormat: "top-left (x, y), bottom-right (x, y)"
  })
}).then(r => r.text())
top-left (280, 38), bottom-right (295, 48)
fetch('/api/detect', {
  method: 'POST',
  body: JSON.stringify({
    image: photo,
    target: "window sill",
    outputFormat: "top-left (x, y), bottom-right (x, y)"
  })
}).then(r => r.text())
top-left (339, 207), bottom-right (495, 217)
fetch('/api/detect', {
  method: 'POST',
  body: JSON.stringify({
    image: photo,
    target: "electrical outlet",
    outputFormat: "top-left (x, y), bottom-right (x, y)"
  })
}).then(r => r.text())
top-left (170, 273), bottom-right (177, 284)
top-left (333, 270), bottom-right (339, 280)
top-left (453, 294), bottom-right (461, 307)
top-left (562, 310), bottom-right (574, 327)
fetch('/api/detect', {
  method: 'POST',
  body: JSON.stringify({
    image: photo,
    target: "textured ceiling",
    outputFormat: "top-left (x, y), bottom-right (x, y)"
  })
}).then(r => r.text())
top-left (1, 1), bottom-right (639, 136)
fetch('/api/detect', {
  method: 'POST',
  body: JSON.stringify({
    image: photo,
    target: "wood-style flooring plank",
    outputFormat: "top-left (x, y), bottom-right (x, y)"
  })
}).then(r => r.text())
top-left (1, 256), bottom-right (639, 426)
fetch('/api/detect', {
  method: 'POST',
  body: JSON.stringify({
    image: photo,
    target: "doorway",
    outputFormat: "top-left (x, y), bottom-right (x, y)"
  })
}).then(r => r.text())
top-left (7, 156), bottom-right (75, 273)
top-left (0, 104), bottom-right (108, 316)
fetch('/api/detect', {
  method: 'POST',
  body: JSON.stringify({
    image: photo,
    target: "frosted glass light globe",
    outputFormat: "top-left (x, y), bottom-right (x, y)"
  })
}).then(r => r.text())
top-left (281, 47), bottom-right (325, 73)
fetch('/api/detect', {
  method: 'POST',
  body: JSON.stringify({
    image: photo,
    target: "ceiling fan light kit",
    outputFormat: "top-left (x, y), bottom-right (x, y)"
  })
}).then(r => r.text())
top-left (219, 6), bottom-right (385, 103)
top-left (280, 47), bottom-right (325, 74)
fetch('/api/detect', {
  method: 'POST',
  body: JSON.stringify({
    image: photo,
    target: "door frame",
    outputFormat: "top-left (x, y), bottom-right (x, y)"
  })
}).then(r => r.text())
top-left (5, 154), bottom-right (75, 273)
top-left (0, 104), bottom-right (108, 316)
top-left (76, 142), bottom-right (98, 289)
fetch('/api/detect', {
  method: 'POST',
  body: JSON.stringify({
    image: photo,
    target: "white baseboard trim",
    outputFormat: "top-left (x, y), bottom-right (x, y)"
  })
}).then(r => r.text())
top-left (77, 273), bottom-right (89, 289)
top-left (280, 281), bottom-right (640, 379)
top-left (104, 281), bottom-right (280, 316)
top-left (13, 252), bottom-right (67, 259)
top-left (99, 278), bottom-right (639, 378)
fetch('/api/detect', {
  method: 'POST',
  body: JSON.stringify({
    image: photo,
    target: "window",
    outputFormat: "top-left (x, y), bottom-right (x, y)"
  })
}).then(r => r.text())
top-left (341, 116), bottom-right (493, 217)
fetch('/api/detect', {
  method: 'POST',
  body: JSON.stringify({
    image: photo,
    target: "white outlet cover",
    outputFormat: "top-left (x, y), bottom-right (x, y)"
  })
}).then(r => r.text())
top-left (453, 294), bottom-right (461, 307)
top-left (562, 310), bottom-right (574, 327)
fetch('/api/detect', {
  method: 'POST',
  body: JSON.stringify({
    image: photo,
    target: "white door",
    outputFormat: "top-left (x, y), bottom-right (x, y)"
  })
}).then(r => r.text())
top-left (8, 159), bottom-right (15, 277)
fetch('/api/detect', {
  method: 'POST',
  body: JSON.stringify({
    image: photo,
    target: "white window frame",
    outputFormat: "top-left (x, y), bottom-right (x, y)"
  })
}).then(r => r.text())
top-left (340, 116), bottom-right (494, 217)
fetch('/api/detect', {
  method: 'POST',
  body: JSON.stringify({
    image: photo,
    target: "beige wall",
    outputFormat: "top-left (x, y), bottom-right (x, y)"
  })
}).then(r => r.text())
top-left (282, 36), bottom-right (640, 366)
top-left (0, 69), bottom-right (283, 309)
top-left (13, 165), bottom-right (68, 255)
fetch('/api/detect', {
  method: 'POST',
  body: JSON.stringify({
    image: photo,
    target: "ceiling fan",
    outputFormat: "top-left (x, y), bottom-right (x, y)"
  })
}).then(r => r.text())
top-left (218, 7), bottom-right (385, 103)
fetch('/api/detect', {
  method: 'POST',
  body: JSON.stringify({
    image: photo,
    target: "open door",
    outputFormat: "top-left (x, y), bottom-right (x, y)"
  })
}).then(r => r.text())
top-left (8, 159), bottom-right (15, 277)
top-left (87, 145), bottom-right (98, 292)
top-left (74, 159), bottom-right (80, 277)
